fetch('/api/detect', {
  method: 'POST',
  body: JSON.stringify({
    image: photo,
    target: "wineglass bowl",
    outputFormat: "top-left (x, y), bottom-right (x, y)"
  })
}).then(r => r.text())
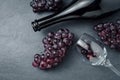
top-left (76, 33), bottom-right (120, 76)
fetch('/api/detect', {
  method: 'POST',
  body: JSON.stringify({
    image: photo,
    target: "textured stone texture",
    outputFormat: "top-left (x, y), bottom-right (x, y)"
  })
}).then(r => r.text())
top-left (0, 0), bottom-right (120, 80)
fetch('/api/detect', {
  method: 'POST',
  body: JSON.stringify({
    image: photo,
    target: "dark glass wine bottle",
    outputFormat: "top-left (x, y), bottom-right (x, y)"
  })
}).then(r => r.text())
top-left (32, 0), bottom-right (101, 32)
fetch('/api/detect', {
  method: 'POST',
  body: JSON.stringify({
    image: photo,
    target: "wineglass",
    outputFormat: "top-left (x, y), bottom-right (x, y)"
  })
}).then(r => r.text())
top-left (76, 33), bottom-right (120, 76)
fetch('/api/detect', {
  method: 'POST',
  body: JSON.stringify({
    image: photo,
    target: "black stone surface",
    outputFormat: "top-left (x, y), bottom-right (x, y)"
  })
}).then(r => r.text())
top-left (0, 0), bottom-right (120, 80)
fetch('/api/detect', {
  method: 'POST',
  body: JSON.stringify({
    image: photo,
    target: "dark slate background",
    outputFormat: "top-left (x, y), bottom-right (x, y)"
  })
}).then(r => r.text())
top-left (0, 0), bottom-right (120, 80)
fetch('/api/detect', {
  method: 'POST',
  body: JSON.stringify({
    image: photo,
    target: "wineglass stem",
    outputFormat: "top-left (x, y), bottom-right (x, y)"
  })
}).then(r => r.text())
top-left (103, 59), bottom-right (120, 77)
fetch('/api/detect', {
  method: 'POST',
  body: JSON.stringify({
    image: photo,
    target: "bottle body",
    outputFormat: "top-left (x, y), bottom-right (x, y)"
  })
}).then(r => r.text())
top-left (32, 0), bottom-right (100, 31)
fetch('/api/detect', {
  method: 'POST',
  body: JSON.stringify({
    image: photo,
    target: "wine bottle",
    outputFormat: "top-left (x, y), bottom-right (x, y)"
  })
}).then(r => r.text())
top-left (32, 0), bottom-right (100, 32)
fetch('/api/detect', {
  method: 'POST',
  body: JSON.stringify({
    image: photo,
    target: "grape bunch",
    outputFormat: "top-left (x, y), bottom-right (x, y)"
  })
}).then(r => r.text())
top-left (32, 29), bottom-right (74, 70)
top-left (30, 0), bottom-right (63, 13)
top-left (81, 47), bottom-right (96, 60)
top-left (94, 20), bottom-right (120, 50)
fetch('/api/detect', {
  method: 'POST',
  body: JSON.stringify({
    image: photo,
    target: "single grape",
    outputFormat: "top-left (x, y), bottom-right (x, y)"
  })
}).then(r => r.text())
top-left (63, 38), bottom-right (69, 45)
top-left (32, 61), bottom-right (39, 67)
top-left (68, 33), bottom-right (74, 40)
top-left (46, 58), bottom-right (54, 65)
top-left (39, 61), bottom-right (47, 70)
top-left (47, 32), bottom-right (54, 38)
top-left (58, 41), bottom-right (65, 48)
top-left (62, 32), bottom-right (68, 38)
top-left (54, 33), bottom-right (62, 39)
